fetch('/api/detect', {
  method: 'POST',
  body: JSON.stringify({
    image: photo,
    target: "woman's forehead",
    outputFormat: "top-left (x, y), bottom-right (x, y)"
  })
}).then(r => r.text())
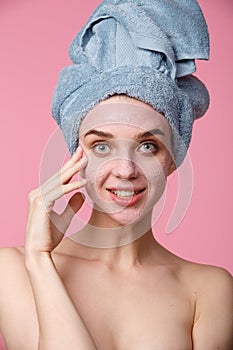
top-left (79, 101), bottom-right (172, 138)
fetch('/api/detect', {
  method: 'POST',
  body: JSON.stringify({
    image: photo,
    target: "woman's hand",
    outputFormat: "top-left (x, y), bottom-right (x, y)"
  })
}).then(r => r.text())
top-left (23, 146), bottom-right (98, 350)
top-left (25, 145), bottom-right (87, 258)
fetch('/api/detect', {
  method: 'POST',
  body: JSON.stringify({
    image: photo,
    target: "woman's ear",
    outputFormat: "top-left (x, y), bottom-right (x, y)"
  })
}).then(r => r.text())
top-left (167, 160), bottom-right (176, 176)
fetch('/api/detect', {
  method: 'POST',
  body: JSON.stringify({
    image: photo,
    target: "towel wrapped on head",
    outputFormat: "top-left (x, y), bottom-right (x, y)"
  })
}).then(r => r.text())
top-left (52, 0), bottom-right (210, 167)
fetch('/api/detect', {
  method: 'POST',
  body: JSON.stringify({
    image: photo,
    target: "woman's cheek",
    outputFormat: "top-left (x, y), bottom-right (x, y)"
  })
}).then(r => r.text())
top-left (80, 153), bottom-right (110, 194)
top-left (137, 155), bottom-right (168, 207)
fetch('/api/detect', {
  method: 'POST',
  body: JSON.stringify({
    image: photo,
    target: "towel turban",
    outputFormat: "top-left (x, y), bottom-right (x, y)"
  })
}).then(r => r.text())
top-left (52, 0), bottom-right (210, 166)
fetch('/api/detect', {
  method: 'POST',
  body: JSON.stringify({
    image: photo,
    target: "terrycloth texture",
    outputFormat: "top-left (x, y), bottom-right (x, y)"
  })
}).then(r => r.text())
top-left (52, 0), bottom-right (210, 166)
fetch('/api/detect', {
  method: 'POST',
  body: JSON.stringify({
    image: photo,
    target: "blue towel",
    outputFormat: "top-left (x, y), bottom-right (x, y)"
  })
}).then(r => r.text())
top-left (52, 0), bottom-right (210, 166)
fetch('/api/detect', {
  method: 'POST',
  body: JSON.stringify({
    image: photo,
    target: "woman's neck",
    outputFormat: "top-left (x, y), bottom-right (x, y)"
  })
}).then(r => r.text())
top-left (68, 210), bottom-right (163, 270)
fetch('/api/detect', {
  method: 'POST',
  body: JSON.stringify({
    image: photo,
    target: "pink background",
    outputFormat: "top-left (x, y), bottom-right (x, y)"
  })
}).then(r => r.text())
top-left (0, 0), bottom-right (233, 264)
top-left (0, 0), bottom-right (233, 266)
top-left (0, 0), bottom-right (232, 268)
top-left (0, 1), bottom-right (232, 347)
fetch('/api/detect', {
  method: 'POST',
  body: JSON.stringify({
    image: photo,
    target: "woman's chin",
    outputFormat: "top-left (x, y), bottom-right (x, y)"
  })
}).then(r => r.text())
top-left (91, 206), bottom-right (150, 228)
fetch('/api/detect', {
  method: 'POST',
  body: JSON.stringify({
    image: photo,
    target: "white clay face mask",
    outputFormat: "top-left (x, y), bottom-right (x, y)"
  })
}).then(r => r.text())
top-left (60, 101), bottom-right (174, 248)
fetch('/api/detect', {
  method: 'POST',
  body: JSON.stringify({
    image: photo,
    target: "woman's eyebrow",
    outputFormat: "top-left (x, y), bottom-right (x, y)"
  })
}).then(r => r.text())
top-left (84, 128), bottom-right (165, 139)
top-left (84, 129), bottom-right (114, 138)
top-left (136, 129), bottom-right (165, 140)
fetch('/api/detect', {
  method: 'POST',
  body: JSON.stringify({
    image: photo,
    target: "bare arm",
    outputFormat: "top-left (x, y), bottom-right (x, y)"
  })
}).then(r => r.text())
top-left (24, 146), bottom-right (97, 350)
top-left (25, 252), bottom-right (97, 350)
top-left (192, 267), bottom-right (233, 350)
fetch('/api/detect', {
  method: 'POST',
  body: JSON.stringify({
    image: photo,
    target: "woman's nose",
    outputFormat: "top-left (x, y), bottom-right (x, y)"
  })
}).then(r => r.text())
top-left (112, 158), bottom-right (138, 179)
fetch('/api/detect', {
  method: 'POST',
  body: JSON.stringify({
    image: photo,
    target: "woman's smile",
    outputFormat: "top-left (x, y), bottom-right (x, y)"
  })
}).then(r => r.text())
top-left (106, 186), bottom-right (146, 207)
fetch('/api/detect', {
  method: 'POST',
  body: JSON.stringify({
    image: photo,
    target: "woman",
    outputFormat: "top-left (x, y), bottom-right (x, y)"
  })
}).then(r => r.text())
top-left (0, 1), bottom-right (232, 349)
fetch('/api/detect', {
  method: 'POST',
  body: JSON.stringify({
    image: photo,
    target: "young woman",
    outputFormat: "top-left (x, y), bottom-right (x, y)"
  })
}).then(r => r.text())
top-left (0, 1), bottom-right (232, 349)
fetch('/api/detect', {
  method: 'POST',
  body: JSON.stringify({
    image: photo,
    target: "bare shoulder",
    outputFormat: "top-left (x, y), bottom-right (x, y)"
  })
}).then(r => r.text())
top-left (0, 245), bottom-right (24, 258)
top-left (191, 262), bottom-right (233, 314)
top-left (180, 259), bottom-right (233, 309)
top-left (183, 260), bottom-right (233, 294)
top-left (165, 251), bottom-right (232, 291)
top-left (0, 246), bottom-right (25, 276)
top-left (0, 247), bottom-right (38, 350)
top-left (181, 261), bottom-right (233, 349)
top-left (0, 246), bottom-right (30, 308)
top-left (200, 263), bottom-right (233, 289)
top-left (0, 246), bottom-right (29, 309)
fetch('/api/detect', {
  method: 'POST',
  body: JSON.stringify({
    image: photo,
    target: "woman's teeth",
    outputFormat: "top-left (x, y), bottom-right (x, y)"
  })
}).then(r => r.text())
top-left (111, 190), bottom-right (138, 198)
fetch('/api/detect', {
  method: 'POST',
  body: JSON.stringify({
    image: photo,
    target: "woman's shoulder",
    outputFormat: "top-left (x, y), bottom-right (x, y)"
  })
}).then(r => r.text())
top-left (0, 246), bottom-right (28, 300)
top-left (0, 245), bottom-right (24, 263)
top-left (181, 261), bottom-right (233, 347)
top-left (196, 263), bottom-right (233, 301)
top-left (0, 246), bottom-right (27, 285)
top-left (0, 246), bottom-right (28, 290)
top-left (0, 247), bottom-right (39, 348)
top-left (179, 259), bottom-right (233, 318)
top-left (182, 259), bottom-right (232, 284)
top-left (163, 249), bottom-right (232, 286)
top-left (177, 257), bottom-right (233, 291)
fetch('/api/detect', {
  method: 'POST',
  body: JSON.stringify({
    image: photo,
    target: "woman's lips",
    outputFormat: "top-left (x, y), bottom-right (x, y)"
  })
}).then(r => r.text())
top-left (106, 188), bottom-right (146, 207)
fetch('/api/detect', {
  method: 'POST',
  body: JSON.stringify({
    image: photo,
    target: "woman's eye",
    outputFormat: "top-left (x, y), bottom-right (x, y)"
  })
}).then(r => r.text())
top-left (93, 143), bottom-right (111, 155)
top-left (138, 142), bottom-right (158, 153)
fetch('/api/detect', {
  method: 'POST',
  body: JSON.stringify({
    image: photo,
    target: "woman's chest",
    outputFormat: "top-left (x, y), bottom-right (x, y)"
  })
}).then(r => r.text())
top-left (63, 265), bottom-right (194, 350)
top-left (86, 299), bottom-right (193, 350)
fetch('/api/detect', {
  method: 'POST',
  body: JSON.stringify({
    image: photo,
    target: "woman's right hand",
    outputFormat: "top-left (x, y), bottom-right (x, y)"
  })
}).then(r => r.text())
top-left (23, 146), bottom-right (98, 350)
top-left (24, 145), bottom-right (88, 259)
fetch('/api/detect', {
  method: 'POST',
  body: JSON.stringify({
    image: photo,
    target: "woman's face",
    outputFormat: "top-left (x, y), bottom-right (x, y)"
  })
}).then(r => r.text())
top-left (78, 96), bottom-right (174, 227)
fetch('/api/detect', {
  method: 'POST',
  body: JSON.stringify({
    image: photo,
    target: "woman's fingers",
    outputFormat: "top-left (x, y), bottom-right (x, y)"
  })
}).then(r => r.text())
top-left (41, 146), bottom-right (85, 190)
top-left (25, 146), bottom-right (88, 254)
top-left (48, 192), bottom-right (85, 236)
top-left (32, 144), bottom-right (88, 213)
top-left (43, 179), bottom-right (87, 212)
top-left (41, 151), bottom-right (87, 201)
top-left (61, 145), bottom-right (84, 172)
top-left (60, 192), bottom-right (86, 231)
top-left (61, 156), bottom-right (87, 185)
